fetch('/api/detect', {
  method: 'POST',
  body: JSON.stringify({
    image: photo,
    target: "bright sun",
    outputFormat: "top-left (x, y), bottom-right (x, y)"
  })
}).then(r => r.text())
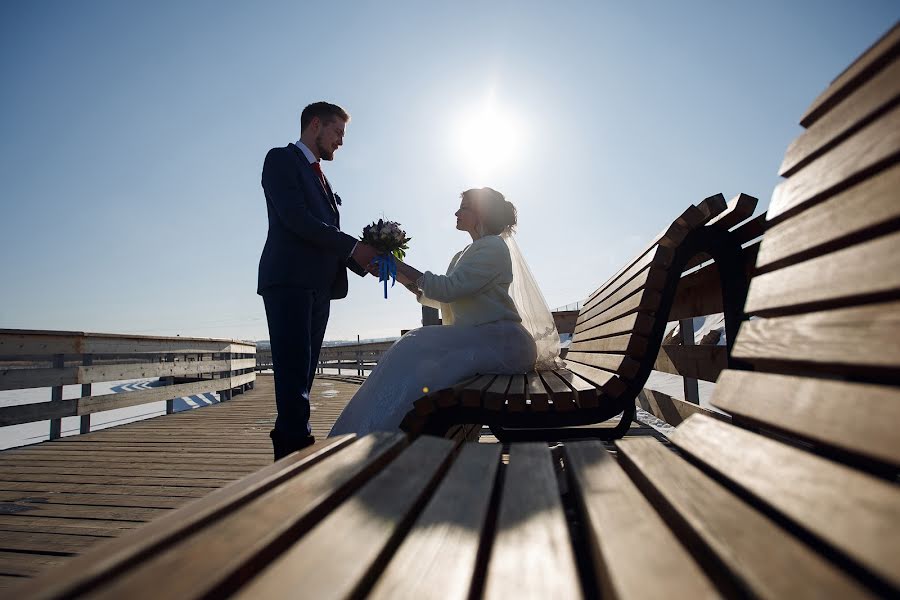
top-left (454, 95), bottom-right (523, 180)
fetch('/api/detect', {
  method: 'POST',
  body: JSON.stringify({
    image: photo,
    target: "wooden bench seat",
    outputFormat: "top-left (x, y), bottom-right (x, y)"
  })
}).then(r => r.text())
top-left (401, 192), bottom-right (760, 442)
top-left (13, 22), bottom-right (900, 600)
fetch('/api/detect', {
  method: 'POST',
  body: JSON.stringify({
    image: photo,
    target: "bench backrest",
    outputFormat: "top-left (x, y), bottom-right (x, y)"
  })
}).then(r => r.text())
top-left (708, 22), bottom-right (900, 474)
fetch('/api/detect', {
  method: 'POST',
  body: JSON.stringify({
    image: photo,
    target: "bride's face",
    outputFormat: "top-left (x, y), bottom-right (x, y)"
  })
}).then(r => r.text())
top-left (454, 196), bottom-right (480, 233)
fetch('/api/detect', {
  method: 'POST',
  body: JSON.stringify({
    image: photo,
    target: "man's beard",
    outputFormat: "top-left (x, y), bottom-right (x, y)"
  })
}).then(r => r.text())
top-left (315, 135), bottom-right (333, 161)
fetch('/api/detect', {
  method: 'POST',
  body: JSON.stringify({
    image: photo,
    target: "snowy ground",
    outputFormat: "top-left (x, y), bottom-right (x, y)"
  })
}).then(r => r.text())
top-left (0, 379), bottom-right (220, 450)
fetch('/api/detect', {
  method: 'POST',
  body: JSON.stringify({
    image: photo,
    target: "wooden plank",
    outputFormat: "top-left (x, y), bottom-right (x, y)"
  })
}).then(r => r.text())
top-left (769, 102), bottom-right (900, 222)
top-left (579, 272), bottom-right (666, 332)
top-left (784, 56), bottom-right (900, 177)
top-left (683, 194), bottom-right (760, 270)
top-left (732, 300), bottom-right (900, 377)
top-left (0, 491), bottom-right (184, 509)
top-left (49, 434), bottom-right (404, 600)
top-left (670, 415), bottom-right (900, 592)
top-left (711, 370), bottom-right (900, 468)
top-left (733, 212), bottom-right (767, 244)
top-left (230, 436), bottom-right (455, 600)
top-left (585, 239), bottom-right (674, 306)
top-left (549, 369), bottom-right (599, 408)
top-left (582, 251), bottom-right (668, 318)
top-left (563, 361), bottom-right (627, 399)
top-left (800, 23), bottom-right (900, 128)
top-left (540, 371), bottom-right (576, 410)
top-left (0, 530), bottom-right (108, 555)
top-left (0, 481), bottom-right (215, 498)
top-left (568, 333), bottom-right (648, 356)
top-left (695, 193), bottom-right (728, 222)
top-left (483, 443), bottom-right (581, 600)
top-left (669, 242), bottom-right (758, 322)
top-left (483, 375), bottom-right (512, 411)
top-left (757, 162), bottom-right (900, 272)
top-left (577, 289), bottom-right (662, 335)
top-left (368, 443), bottom-right (502, 600)
top-left (0, 330), bottom-right (254, 358)
top-left (565, 352), bottom-right (640, 379)
top-left (636, 388), bottom-right (728, 427)
top-left (0, 550), bottom-right (67, 577)
top-left (525, 371), bottom-right (549, 411)
top-left (653, 344), bottom-right (727, 382)
top-left (505, 374), bottom-right (527, 411)
top-left (617, 438), bottom-right (875, 599)
top-left (564, 441), bottom-right (717, 599)
top-left (460, 374), bottom-right (497, 407)
top-left (573, 311), bottom-right (655, 343)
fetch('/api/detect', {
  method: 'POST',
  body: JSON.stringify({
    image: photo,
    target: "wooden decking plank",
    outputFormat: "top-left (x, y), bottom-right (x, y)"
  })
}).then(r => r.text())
top-left (368, 443), bottom-right (502, 599)
top-left (670, 415), bottom-right (900, 592)
top-left (618, 437), bottom-right (874, 599)
top-left (0, 531), bottom-right (107, 555)
top-left (0, 492), bottom-right (184, 510)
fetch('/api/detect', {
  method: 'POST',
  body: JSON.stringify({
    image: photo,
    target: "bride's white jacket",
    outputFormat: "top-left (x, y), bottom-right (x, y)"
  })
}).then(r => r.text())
top-left (418, 235), bottom-right (521, 327)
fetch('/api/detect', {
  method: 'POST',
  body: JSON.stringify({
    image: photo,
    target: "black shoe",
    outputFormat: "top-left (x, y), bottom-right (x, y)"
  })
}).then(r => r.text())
top-left (270, 429), bottom-right (316, 461)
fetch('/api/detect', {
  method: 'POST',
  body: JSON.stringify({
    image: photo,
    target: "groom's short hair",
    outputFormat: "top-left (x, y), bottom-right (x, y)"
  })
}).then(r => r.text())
top-left (301, 102), bottom-right (350, 132)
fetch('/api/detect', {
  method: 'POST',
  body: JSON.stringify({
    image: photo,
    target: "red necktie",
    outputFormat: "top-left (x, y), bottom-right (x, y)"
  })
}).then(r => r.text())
top-left (310, 161), bottom-right (327, 191)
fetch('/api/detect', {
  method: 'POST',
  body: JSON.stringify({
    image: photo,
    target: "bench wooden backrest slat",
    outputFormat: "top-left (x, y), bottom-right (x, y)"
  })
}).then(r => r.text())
top-left (577, 269), bottom-right (667, 329)
top-left (769, 102), bottom-right (900, 223)
top-left (617, 437), bottom-right (875, 599)
top-left (799, 23), bottom-right (900, 129)
top-left (572, 311), bottom-right (655, 344)
top-left (669, 415), bottom-right (900, 592)
top-left (568, 332), bottom-right (649, 356)
top-left (482, 443), bottom-right (582, 600)
top-left (578, 245), bottom-right (672, 320)
top-left (232, 436), bottom-right (456, 600)
top-left (653, 344), bottom-right (727, 383)
top-left (564, 441), bottom-right (718, 599)
top-left (782, 53), bottom-right (900, 177)
top-left (367, 443), bottom-right (502, 600)
top-left (712, 370), bottom-right (900, 469)
top-left (745, 230), bottom-right (900, 316)
top-left (577, 287), bottom-right (663, 334)
top-left (668, 242), bottom-right (759, 321)
top-left (732, 300), bottom-right (900, 378)
top-left (757, 162), bottom-right (900, 272)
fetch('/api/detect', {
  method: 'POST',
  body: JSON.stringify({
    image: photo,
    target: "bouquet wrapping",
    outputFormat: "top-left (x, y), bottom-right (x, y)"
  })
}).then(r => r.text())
top-left (360, 220), bottom-right (411, 299)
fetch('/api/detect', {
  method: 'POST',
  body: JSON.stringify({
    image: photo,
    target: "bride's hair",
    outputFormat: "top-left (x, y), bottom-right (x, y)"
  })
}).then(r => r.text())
top-left (463, 187), bottom-right (517, 236)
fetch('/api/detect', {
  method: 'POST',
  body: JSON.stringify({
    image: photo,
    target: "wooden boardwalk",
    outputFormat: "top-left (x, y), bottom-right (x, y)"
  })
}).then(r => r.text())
top-left (0, 373), bottom-right (664, 591)
top-left (0, 374), bottom-right (360, 590)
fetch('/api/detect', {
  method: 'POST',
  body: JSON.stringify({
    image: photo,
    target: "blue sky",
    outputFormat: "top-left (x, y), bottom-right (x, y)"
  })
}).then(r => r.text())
top-left (1, 1), bottom-right (897, 341)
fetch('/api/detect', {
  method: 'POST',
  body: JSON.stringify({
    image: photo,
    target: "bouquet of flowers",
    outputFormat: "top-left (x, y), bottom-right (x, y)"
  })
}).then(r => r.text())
top-left (360, 219), bottom-right (411, 298)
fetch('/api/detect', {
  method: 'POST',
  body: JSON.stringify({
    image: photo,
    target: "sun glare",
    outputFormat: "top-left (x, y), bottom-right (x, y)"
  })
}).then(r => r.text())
top-left (454, 95), bottom-right (524, 180)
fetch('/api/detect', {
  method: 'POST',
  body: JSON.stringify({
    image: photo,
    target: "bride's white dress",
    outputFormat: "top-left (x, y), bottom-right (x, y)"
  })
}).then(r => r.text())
top-left (329, 233), bottom-right (556, 437)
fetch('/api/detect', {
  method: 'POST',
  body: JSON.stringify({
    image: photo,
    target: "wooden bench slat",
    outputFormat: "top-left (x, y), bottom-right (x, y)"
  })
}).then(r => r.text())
top-left (505, 374), bottom-right (527, 411)
top-left (482, 443), bottom-right (582, 599)
top-left (435, 375), bottom-right (482, 409)
top-left (712, 370), bottom-right (900, 468)
top-left (745, 228), bottom-right (900, 317)
top-left (576, 288), bottom-right (662, 336)
top-left (695, 193), bottom-right (728, 221)
top-left (653, 344), bottom-right (727, 382)
top-left (670, 415), bottom-right (900, 592)
top-left (368, 443), bottom-right (502, 600)
top-left (577, 271), bottom-right (666, 330)
top-left (732, 212), bottom-right (767, 244)
top-left (232, 436), bottom-right (455, 600)
top-left (565, 351), bottom-right (640, 380)
top-left (539, 371), bottom-right (576, 410)
top-left (572, 311), bottom-right (655, 343)
top-left (682, 193), bottom-right (760, 271)
top-left (80, 433), bottom-right (406, 600)
top-left (484, 375), bottom-right (512, 411)
top-left (563, 361), bottom-right (627, 399)
top-left (461, 374), bottom-right (497, 407)
top-left (733, 299), bottom-right (900, 378)
top-left (568, 333), bottom-right (649, 356)
top-left (582, 245), bottom-right (673, 314)
top-left (525, 371), bottom-right (550, 411)
top-left (799, 23), bottom-right (900, 128)
top-left (782, 55), bottom-right (900, 177)
top-left (768, 101), bottom-right (900, 223)
top-left (669, 242), bottom-right (759, 322)
top-left (617, 438), bottom-right (875, 600)
top-left (550, 368), bottom-right (599, 408)
top-left (564, 440), bottom-right (717, 599)
top-left (757, 161), bottom-right (900, 273)
top-left (636, 388), bottom-right (728, 427)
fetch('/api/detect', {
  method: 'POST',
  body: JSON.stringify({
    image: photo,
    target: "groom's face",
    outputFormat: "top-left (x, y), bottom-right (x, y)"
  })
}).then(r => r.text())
top-left (314, 117), bottom-right (346, 161)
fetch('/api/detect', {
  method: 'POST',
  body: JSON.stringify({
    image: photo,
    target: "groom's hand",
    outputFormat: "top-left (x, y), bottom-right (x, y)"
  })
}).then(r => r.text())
top-left (352, 242), bottom-right (378, 270)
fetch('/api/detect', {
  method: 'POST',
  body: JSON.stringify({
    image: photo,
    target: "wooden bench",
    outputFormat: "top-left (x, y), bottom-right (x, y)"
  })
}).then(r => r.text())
top-left (13, 24), bottom-right (900, 599)
top-left (401, 192), bottom-right (760, 442)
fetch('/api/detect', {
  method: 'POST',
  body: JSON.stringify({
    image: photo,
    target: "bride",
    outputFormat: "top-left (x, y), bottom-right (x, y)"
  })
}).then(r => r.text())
top-left (329, 187), bottom-right (561, 436)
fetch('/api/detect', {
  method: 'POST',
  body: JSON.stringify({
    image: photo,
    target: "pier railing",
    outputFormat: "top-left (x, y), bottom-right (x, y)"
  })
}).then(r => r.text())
top-left (0, 329), bottom-right (256, 438)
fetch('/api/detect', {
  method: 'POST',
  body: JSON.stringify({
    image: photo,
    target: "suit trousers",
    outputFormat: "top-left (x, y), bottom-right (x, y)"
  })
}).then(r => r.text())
top-left (262, 286), bottom-right (331, 440)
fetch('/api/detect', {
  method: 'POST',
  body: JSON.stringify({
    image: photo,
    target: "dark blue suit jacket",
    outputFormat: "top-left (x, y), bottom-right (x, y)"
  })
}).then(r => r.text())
top-left (257, 144), bottom-right (364, 298)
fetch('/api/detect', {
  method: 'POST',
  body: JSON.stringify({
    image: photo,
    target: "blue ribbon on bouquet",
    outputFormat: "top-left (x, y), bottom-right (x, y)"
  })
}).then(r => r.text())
top-left (373, 253), bottom-right (397, 299)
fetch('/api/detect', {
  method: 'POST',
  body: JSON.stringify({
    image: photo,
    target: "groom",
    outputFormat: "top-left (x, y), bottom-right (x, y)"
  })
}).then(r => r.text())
top-left (258, 101), bottom-right (376, 460)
